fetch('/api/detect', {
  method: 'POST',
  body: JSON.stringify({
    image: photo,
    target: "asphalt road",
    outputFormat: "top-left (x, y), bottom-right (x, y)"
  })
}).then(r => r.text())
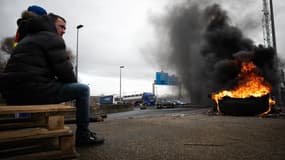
top-left (72, 107), bottom-right (285, 160)
top-left (107, 106), bottom-right (209, 120)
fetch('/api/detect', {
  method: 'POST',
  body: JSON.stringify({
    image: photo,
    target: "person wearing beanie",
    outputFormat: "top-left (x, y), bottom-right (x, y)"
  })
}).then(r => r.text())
top-left (12, 5), bottom-right (48, 118)
top-left (13, 5), bottom-right (47, 47)
top-left (1, 13), bottom-right (105, 146)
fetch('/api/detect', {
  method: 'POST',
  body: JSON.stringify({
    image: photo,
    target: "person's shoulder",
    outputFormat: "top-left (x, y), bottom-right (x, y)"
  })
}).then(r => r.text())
top-left (36, 31), bottom-right (64, 42)
top-left (15, 32), bottom-right (64, 51)
top-left (39, 31), bottom-right (58, 37)
top-left (21, 31), bottom-right (57, 43)
top-left (40, 32), bottom-right (66, 48)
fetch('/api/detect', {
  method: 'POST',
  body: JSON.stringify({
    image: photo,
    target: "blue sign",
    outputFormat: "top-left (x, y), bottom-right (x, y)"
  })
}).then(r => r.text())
top-left (155, 72), bottom-right (168, 85)
top-left (168, 75), bottom-right (178, 85)
top-left (155, 71), bottom-right (178, 85)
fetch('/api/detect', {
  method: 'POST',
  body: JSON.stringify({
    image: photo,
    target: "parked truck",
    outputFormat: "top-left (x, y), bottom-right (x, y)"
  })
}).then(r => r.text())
top-left (123, 92), bottom-right (156, 106)
top-left (99, 95), bottom-right (121, 105)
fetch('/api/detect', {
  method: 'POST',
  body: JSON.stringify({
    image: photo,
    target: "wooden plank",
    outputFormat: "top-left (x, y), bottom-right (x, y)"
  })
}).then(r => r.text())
top-left (59, 134), bottom-right (75, 153)
top-left (5, 149), bottom-right (78, 160)
top-left (0, 126), bottom-right (72, 142)
top-left (0, 113), bottom-right (64, 131)
top-left (0, 114), bottom-right (66, 131)
top-left (47, 115), bottom-right (64, 130)
top-left (0, 104), bottom-right (77, 159)
top-left (0, 135), bottom-right (77, 160)
top-left (0, 115), bottom-right (64, 131)
top-left (0, 117), bottom-right (45, 130)
top-left (0, 121), bottom-right (45, 131)
top-left (0, 114), bottom-right (65, 131)
top-left (0, 104), bottom-right (75, 115)
top-left (0, 138), bottom-right (58, 158)
top-left (0, 117), bottom-right (38, 123)
top-left (0, 137), bottom-right (58, 151)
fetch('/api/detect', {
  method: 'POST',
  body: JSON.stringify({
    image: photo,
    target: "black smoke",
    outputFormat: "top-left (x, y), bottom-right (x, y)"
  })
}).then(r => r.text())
top-left (152, 2), bottom-right (281, 105)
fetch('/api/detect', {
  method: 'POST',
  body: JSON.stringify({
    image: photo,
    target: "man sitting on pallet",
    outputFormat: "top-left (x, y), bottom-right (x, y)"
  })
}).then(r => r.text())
top-left (0, 7), bottom-right (104, 146)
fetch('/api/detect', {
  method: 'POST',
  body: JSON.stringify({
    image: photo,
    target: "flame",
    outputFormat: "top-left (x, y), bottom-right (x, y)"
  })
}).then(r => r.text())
top-left (211, 62), bottom-right (275, 116)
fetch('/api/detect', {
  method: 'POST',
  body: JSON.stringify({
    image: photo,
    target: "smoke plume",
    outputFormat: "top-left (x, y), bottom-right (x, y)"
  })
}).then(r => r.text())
top-left (152, 1), bottom-right (281, 105)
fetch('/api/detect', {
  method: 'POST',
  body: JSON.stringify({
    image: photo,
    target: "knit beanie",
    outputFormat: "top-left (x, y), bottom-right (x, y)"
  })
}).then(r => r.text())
top-left (27, 5), bottom-right (47, 16)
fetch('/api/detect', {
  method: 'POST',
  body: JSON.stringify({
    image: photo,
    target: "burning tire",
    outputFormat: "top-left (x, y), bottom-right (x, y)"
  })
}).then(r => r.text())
top-left (218, 94), bottom-right (270, 116)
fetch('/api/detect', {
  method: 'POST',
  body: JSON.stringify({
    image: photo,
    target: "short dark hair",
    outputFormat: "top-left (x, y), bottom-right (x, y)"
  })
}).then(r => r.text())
top-left (48, 13), bottom-right (66, 23)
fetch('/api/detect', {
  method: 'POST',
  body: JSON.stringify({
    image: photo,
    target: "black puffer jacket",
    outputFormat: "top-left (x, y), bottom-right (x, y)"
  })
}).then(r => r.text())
top-left (0, 15), bottom-right (76, 105)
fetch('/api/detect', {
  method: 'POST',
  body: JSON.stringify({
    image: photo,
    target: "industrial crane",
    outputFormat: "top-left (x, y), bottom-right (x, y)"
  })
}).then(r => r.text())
top-left (262, 0), bottom-right (284, 105)
top-left (262, 0), bottom-right (277, 50)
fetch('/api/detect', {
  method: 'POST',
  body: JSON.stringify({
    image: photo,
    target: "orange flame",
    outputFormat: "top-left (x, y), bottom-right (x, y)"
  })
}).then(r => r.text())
top-left (211, 62), bottom-right (275, 116)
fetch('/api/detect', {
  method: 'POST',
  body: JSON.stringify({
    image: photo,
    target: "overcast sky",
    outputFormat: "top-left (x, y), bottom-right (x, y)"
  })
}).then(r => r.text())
top-left (0, 0), bottom-right (284, 97)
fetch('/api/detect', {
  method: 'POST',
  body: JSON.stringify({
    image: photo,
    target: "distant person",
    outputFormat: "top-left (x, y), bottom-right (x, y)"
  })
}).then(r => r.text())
top-left (0, 12), bottom-right (104, 146)
top-left (14, 5), bottom-right (47, 47)
top-left (13, 5), bottom-right (48, 118)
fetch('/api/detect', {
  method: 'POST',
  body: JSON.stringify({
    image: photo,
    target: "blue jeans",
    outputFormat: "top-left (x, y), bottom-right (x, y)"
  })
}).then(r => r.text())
top-left (57, 83), bottom-right (90, 132)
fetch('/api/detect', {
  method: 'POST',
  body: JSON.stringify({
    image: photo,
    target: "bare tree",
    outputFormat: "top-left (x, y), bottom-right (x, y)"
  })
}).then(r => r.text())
top-left (1, 37), bottom-right (14, 54)
top-left (0, 36), bottom-right (14, 72)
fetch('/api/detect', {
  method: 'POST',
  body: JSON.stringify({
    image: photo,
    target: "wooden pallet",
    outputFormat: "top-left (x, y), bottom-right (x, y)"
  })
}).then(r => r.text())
top-left (0, 104), bottom-right (78, 160)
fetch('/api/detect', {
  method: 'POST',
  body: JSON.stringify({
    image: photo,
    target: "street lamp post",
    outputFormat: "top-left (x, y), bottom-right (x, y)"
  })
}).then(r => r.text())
top-left (76, 24), bottom-right (83, 81)
top-left (120, 66), bottom-right (125, 101)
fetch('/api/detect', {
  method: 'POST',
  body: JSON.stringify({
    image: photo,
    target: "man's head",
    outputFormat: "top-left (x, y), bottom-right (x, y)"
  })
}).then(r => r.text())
top-left (49, 13), bottom-right (66, 37)
top-left (54, 17), bottom-right (66, 37)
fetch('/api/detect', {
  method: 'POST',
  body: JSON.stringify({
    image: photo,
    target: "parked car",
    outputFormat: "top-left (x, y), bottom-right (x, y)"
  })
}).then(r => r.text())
top-left (156, 99), bottom-right (175, 109)
top-left (172, 100), bottom-right (188, 106)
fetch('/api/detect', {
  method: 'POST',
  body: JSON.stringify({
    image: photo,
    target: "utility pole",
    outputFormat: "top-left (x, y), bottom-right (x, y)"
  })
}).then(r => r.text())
top-left (76, 24), bottom-right (83, 81)
top-left (119, 66), bottom-right (125, 101)
top-left (262, 0), bottom-right (277, 51)
top-left (262, 0), bottom-right (271, 47)
top-left (262, 0), bottom-right (282, 104)
top-left (269, 0), bottom-right (277, 51)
